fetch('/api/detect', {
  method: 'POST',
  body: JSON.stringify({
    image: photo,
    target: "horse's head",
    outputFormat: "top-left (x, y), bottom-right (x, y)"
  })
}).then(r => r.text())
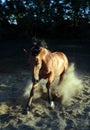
top-left (30, 38), bottom-right (48, 84)
top-left (31, 38), bottom-right (48, 56)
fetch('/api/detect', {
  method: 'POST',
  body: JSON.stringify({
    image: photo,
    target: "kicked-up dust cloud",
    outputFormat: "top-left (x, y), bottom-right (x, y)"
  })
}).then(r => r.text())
top-left (52, 63), bottom-right (84, 106)
top-left (23, 63), bottom-right (84, 106)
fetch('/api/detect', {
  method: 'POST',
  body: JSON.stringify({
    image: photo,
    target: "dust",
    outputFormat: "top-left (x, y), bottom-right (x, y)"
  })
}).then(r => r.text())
top-left (0, 102), bottom-right (10, 114)
top-left (23, 63), bottom-right (84, 106)
top-left (23, 78), bottom-right (46, 99)
top-left (52, 63), bottom-right (84, 106)
top-left (0, 61), bottom-right (89, 130)
top-left (23, 79), bottom-right (32, 97)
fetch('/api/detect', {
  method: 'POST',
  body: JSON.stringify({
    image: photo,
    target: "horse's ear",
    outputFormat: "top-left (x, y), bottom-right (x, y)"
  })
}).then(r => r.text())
top-left (32, 36), bottom-right (37, 42)
top-left (32, 37), bottom-right (39, 44)
top-left (41, 40), bottom-right (48, 48)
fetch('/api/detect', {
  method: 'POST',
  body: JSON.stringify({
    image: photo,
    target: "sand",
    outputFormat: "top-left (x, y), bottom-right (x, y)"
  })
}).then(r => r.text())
top-left (0, 58), bottom-right (90, 130)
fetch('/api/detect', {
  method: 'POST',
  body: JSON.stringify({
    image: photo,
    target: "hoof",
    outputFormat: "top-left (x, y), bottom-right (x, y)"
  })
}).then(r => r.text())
top-left (48, 101), bottom-right (55, 109)
top-left (22, 109), bottom-right (28, 115)
top-left (22, 107), bottom-right (30, 115)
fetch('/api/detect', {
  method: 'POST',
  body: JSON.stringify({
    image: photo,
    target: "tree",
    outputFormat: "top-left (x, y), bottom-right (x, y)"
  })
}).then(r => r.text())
top-left (0, 0), bottom-right (90, 39)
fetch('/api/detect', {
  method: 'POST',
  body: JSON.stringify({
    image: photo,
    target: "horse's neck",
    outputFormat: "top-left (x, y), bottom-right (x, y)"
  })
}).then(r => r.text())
top-left (40, 47), bottom-right (51, 60)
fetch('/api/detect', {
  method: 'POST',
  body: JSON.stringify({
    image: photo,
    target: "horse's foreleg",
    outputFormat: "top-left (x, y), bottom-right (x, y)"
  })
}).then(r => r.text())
top-left (26, 86), bottom-right (34, 109)
top-left (46, 82), bottom-right (52, 103)
top-left (25, 83), bottom-right (38, 111)
top-left (46, 82), bottom-right (55, 109)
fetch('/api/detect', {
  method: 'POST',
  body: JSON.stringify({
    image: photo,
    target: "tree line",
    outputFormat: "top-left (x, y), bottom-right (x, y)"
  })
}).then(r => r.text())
top-left (0, 0), bottom-right (90, 40)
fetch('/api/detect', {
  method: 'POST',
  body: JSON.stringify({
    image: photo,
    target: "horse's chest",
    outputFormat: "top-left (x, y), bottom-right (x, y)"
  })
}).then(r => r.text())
top-left (39, 62), bottom-right (50, 79)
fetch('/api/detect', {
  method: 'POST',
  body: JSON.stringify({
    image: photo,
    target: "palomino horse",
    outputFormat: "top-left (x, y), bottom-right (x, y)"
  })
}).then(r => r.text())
top-left (25, 39), bottom-right (68, 111)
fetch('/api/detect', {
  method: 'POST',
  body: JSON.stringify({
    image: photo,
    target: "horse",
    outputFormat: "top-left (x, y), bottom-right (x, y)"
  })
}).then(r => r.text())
top-left (25, 39), bottom-right (68, 112)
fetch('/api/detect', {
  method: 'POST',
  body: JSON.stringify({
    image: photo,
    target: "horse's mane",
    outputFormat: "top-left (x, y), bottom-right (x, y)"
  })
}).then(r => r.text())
top-left (31, 38), bottom-right (48, 56)
top-left (32, 37), bottom-right (48, 48)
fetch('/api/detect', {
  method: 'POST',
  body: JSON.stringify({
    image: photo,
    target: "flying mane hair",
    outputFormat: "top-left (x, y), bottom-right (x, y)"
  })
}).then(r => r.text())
top-left (31, 38), bottom-right (48, 56)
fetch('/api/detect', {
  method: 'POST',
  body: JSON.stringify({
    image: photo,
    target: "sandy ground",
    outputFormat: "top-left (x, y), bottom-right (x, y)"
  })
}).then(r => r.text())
top-left (0, 56), bottom-right (90, 130)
